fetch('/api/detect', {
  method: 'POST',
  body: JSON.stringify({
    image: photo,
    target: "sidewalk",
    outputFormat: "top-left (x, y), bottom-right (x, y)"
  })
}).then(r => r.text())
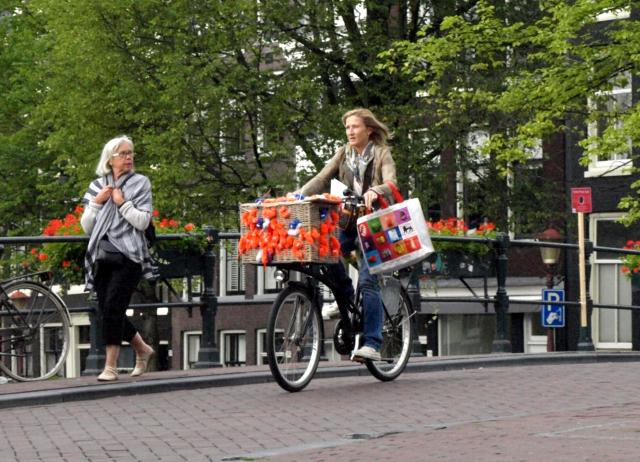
top-left (2, 354), bottom-right (640, 461)
top-left (1, 351), bottom-right (639, 410)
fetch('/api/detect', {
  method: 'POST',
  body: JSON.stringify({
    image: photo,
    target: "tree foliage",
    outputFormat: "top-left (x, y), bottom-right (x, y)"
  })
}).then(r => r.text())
top-left (1, 1), bottom-right (477, 234)
top-left (383, 0), bottom-right (640, 230)
top-left (3, 1), bottom-right (637, 236)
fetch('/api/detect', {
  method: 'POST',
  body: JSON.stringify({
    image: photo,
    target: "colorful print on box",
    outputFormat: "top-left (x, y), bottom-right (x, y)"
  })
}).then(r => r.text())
top-left (357, 206), bottom-right (421, 268)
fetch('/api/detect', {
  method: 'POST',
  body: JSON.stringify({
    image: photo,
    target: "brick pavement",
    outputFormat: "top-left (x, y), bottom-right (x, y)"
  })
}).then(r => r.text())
top-left (0, 359), bottom-right (639, 461)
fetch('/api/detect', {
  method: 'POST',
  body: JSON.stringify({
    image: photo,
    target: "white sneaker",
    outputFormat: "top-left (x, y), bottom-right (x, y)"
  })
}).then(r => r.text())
top-left (321, 301), bottom-right (341, 320)
top-left (352, 345), bottom-right (381, 361)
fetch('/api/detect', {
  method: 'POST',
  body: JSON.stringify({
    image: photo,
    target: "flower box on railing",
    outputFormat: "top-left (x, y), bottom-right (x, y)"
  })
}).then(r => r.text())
top-left (418, 250), bottom-right (493, 278)
top-left (155, 245), bottom-right (205, 279)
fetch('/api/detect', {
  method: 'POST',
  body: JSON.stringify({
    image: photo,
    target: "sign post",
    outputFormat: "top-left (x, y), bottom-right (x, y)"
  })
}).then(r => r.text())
top-left (571, 187), bottom-right (594, 351)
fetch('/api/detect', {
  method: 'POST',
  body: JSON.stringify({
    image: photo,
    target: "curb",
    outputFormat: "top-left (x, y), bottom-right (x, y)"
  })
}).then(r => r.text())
top-left (1, 352), bottom-right (639, 409)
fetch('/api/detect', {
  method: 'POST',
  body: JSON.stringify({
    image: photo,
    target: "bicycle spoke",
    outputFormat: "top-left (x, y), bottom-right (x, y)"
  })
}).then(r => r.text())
top-left (0, 281), bottom-right (70, 381)
top-left (267, 286), bottom-right (321, 392)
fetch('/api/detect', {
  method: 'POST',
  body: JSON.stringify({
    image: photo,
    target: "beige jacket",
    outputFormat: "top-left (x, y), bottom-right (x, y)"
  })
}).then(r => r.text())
top-left (299, 144), bottom-right (397, 201)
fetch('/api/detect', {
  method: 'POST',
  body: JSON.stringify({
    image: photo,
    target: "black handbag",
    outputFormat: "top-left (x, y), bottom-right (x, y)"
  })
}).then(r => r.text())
top-left (96, 238), bottom-right (126, 265)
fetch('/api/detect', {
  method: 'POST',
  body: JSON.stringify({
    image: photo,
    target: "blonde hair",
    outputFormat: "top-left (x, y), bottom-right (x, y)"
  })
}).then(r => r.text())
top-left (95, 135), bottom-right (134, 176)
top-left (342, 108), bottom-right (392, 145)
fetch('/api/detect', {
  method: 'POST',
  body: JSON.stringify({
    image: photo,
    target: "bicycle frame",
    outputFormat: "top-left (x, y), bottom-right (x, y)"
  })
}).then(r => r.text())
top-left (274, 262), bottom-right (362, 321)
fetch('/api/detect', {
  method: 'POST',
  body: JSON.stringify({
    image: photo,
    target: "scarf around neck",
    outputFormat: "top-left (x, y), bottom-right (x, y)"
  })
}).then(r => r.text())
top-left (345, 141), bottom-right (375, 195)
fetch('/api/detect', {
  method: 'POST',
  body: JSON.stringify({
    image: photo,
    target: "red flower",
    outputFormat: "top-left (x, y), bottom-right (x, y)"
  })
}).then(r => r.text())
top-left (61, 260), bottom-right (71, 268)
top-left (153, 209), bottom-right (159, 217)
top-left (38, 253), bottom-right (48, 262)
top-left (184, 223), bottom-right (194, 232)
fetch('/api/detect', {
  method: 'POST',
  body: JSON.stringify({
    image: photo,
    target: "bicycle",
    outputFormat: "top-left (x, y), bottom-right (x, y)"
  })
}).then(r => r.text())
top-left (0, 245), bottom-right (71, 381)
top-left (265, 193), bottom-right (415, 392)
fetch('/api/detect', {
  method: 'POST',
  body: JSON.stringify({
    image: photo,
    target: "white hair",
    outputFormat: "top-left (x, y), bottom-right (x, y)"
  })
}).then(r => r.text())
top-left (95, 135), bottom-right (135, 176)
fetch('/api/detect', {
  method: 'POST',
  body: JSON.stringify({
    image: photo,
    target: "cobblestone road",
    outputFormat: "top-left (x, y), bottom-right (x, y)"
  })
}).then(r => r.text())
top-left (1, 361), bottom-right (639, 461)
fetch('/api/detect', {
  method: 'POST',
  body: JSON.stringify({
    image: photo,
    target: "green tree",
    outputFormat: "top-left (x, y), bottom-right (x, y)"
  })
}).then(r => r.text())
top-left (3, 1), bottom-right (487, 234)
top-left (383, 0), bottom-right (639, 231)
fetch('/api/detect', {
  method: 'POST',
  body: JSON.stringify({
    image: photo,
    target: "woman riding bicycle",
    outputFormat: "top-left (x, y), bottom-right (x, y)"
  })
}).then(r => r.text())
top-left (296, 108), bottom-right (397, 362)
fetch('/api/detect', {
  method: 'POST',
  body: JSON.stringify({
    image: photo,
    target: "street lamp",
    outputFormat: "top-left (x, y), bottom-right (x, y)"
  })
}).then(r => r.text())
top-left (538, 228), bottom-right (563, 352)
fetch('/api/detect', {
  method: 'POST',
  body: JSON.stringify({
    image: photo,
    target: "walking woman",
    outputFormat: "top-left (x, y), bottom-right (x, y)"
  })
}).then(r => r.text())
top-left (81, 135), bottom-right (155, 381)
top-left (297, 108), bottom-right (397, 361)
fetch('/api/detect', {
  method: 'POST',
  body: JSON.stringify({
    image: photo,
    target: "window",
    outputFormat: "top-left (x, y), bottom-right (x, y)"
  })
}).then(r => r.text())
top-left (586, 72), bottom-right (632, 177)
top-left (591, 214), bottom-right (634, 348)
top-left (183, 331), bottom-right (201, 369)
top-left (220, 330), bottom-right (246, 366)
top-left (76, 324), bottom-right (90, 377)
top-left (257, 265), bottom-right (281, 294)
top-left (42, 325), bottom-right (66, 378)
top-left (220, 240), bottom-right (245, 295)
top-left (257, 328), bottom-right (283, 365)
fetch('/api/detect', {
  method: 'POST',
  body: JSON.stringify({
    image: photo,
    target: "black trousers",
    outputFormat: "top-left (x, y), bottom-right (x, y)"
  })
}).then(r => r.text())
top-left (94, 258), bottom-right (142, 346)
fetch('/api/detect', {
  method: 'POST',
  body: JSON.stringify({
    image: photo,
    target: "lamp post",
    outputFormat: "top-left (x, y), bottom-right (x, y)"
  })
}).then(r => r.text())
top-left (538, 228), bottom-right (563, 352)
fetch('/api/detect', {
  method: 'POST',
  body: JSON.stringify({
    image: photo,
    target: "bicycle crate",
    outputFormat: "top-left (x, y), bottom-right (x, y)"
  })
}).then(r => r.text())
top-left (239, 198), bottom-right (340, 265)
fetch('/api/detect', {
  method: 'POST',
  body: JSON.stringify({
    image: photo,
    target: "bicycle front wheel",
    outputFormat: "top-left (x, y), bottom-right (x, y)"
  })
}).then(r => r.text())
top-left (366, 279), bottom-right (413, 382)
top-left (0, 280), bottom-right (70, 381)
top-left (267, 284), bottom-right (322, 392)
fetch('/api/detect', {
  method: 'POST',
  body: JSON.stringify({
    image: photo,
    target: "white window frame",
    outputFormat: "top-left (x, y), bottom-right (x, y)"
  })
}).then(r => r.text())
top-left (257, 265), bottom-right (280, 295)
top-left (524, 312), bottom-right (548, 354)
top-left (590, 213), bottom-right (632, 350)
top-left (182, 330), bottom-right (201, 370)
top-left (219, 239), bottom-right (245, 296)
top-left (586, 73), bottom-right (632, 178)
top-left (256, 328), bottom-right (268, 365)
top-left (67, 313), bottom-right (90, 378)
top-left (219, 330), bottom-right (246, 367)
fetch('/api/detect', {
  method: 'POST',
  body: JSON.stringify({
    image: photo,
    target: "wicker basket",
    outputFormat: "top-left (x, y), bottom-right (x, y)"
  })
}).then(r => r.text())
top-left (239, 199), bottom-right (340, 265)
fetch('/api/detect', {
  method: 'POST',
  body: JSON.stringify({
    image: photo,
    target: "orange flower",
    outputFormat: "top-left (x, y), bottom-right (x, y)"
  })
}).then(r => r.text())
top-left (184, 223), bottom-right (194, 232)
top-left (38, 253), bottom-right (48, 262)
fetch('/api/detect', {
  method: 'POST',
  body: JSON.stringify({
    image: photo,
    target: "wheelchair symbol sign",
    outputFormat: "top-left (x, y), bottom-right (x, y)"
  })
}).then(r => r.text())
top-left (541, 289), bottom-right (565, 328)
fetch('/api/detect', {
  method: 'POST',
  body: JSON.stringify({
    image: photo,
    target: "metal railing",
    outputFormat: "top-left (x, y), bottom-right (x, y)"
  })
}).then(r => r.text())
top-left (3, 229), bottom-right (640, 374)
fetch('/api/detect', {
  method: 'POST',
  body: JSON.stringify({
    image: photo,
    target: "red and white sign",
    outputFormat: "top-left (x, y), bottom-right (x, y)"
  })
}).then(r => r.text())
top-left (571, 187), bottom-right (592, 214)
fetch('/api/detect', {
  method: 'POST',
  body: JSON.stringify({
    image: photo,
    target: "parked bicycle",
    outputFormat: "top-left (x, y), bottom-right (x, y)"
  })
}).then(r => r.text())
top-left (266, 193), bottom-right (415, 392)
top-left (0, 245), bottom-right (71, 381)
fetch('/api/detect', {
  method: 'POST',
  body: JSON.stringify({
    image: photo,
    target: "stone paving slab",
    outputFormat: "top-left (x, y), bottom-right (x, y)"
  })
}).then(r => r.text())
top-left (1, 359), bottom-right (640, 461)
top-left (1, 352), bottom-right (640, 409)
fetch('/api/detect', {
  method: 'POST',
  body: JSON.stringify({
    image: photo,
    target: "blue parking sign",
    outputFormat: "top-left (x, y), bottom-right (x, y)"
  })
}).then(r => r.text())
top-left (541, 289), bottom-right (565, 328)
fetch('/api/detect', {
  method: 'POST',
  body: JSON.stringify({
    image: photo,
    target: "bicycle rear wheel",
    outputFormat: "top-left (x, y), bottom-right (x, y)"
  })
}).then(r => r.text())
top-left (366, 277), bottom-right (413, 381)
top-left (267, 284), bottom-right (322, 392)
top-left (0, 280), bottom-right (70, 381)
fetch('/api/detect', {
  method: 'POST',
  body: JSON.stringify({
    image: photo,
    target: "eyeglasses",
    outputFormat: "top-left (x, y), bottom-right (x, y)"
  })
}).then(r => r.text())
top-left (113, 150), bottom-right (134, 159)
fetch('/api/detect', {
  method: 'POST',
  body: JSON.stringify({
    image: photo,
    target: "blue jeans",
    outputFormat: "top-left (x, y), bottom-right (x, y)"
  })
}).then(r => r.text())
top-left (329, 229), bottom-right (383, 350)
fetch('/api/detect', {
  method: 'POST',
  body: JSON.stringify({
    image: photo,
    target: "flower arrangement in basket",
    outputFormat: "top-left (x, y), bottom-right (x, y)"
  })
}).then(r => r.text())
top-left (427, 218), bottom-right (497, 255)
top-left (238, 194), bottom-right (342, 266)
top-left (621, 240), bottom-right (640, 277)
